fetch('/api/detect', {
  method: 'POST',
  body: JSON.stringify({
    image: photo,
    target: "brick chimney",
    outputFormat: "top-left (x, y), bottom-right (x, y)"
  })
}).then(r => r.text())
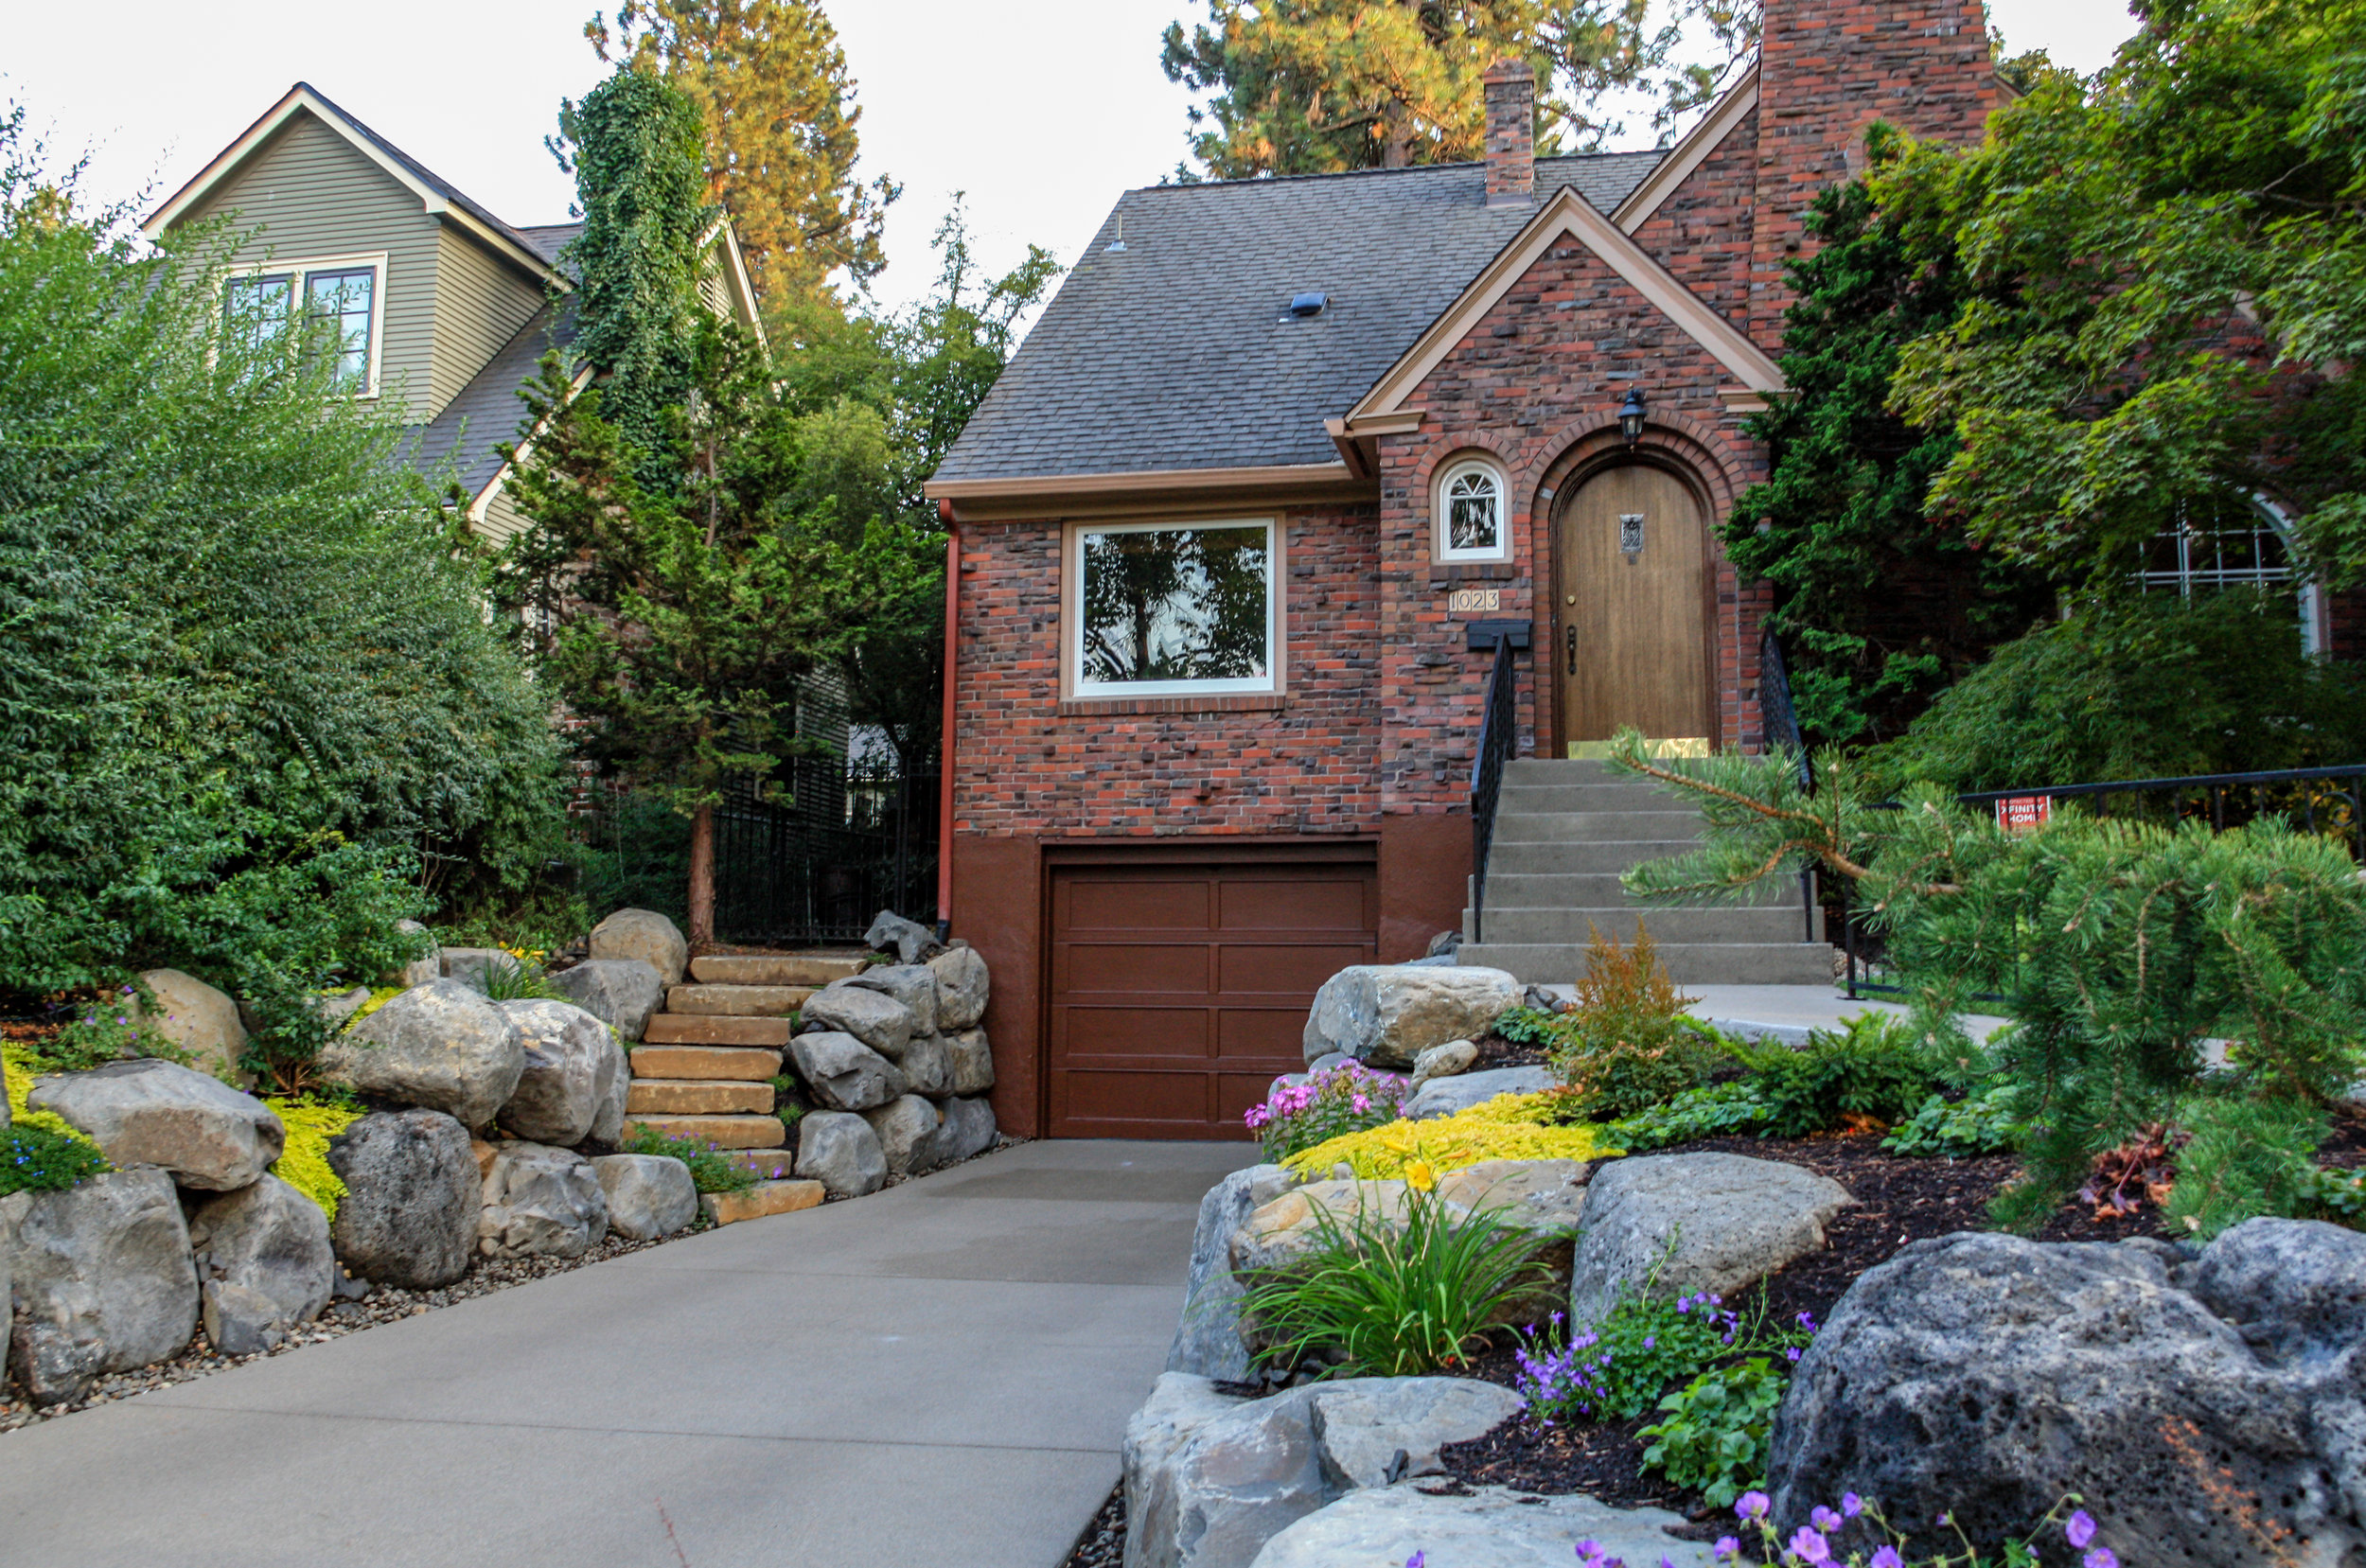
top-left (1482, 58), bottom-right (1536, 205)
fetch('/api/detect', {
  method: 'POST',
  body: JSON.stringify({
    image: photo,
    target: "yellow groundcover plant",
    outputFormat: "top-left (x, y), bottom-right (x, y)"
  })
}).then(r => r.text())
top-left (266, 1099), bottom-right (364, 1223)
top-left (1282, 1092), bottom-right (1622, 1180)
top-left (4, 1038), bottom-right (107, 1156)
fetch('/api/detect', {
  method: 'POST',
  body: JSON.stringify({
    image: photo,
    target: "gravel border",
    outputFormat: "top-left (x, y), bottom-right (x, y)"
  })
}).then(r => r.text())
top-left (1061, 1482), bottom-right (1126, 1568)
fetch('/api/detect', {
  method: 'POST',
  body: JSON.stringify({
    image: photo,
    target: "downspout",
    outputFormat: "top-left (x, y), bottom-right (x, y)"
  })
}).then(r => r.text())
top-left (936, 499), bottom-right (961, 935)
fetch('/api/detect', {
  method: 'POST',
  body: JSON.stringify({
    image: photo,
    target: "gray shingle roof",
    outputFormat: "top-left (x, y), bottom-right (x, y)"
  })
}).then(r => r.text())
top-left (931, 151), bottom-right (1664, 486)
top-left (516, 222), bottom-right (584, 268)
top-left (400, 297), bottom-right (577, 500)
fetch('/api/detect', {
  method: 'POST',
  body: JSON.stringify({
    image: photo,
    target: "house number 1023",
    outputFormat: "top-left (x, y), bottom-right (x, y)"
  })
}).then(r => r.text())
top-left (1448, 588), bottom-right (1502, 613)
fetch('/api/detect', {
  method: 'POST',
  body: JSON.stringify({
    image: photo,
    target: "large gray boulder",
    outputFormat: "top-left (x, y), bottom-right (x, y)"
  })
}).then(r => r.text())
top-left (861, 1094), bottom-right (944, 1176)
top-left (930, 1095), bottom-right (998, 1166)
top-left (592, 1154), bottom-right (698, 1241)
top-left (589, 907), bottom-right (688, 986)
top-left (4, 1168), bottom-right (200, 1405)
top-left (946, 1027), bottom-right (996, 1096)
top-left (133, 968), bottom-right (248, 1084)
top-left (1249, 1486), bottom-right (1714, 1568)
top-left (185, 1173), bottom-right (334, 1355)
top-left (1121, 1373), bottom-right (1527, 1568)
top-left (28, 1059), bottom-right (285, 1190)
top-left (1403, 1064), bottom-right (1553, 1120)
top-left (865, 909), bottom-right (944, 965)
top-left (318, 979), bottom-right (524, 1131)
top-left (385, 918), bottom-right (440, 989)
top-left (1771, 1220), bottom-right (2366, 1566)
top-left (795, 1110), bottom-right (887, 1198)
top-left (477, 1142), bottom-right (609, 1260)
top-left (789, 1031), bottom-right (909, 1112)
top-left (897, 1032), bottom-right (955, 1099)
top-left (802, 983), bottom-right (917, 1061)
top-left (325, 1109), bottom-right (480, 1290)
top-left (548, 958), bottom-right (665, 1042)
top-left (842, 963), bottom-right (939, 1036)
top-left (1569, 1152), bottom-right (1855, 1326)
top-left (1167, 1164), bottom-right (1290, 1383)
top-left (438, 947), bottom-right (511, 992)
top-left (928, 944), bottom-right (991, 1031)
top-left (1303, 966), bottom-right (1523, 1069)
top-left (496, 998), bottom-right (626, 1147)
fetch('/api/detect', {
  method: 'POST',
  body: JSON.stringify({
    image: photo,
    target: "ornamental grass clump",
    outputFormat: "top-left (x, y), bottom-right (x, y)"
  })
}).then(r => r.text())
top-left (1281, 1091), bottom-right (1617, 1180)
top-left (1245, 1060), bottom-right (1407, 1162)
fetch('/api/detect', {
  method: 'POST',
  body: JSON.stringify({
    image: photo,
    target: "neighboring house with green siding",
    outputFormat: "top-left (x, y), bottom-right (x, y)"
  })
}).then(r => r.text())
top-left (143, 82), bottom-right (763, 541)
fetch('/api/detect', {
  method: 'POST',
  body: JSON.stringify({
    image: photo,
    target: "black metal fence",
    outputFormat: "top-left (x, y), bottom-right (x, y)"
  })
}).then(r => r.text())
top-left (712, 763), bottom-right (940, 946)
top-left (1467, 637), bottom-right (1521, 944)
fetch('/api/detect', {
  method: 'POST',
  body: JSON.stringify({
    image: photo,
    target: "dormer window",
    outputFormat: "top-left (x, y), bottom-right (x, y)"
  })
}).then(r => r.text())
top-left (1436, 456), bottom-right (1510, 562)
top-left (224, 253), bottom-right (386, 396)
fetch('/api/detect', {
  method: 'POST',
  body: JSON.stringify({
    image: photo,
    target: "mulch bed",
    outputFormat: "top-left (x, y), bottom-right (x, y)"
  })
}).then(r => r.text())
top-left (1471, 1030), bottom-right (1548, 1070)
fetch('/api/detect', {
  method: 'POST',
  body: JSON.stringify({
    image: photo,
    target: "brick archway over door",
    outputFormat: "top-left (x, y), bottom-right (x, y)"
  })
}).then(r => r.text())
top-left (1045, 849), bottom-right (1378, 1138)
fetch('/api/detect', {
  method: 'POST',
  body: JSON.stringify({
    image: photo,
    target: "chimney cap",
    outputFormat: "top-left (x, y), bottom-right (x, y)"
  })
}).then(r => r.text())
top-left (1482, 57), bottom-right (1535, 84)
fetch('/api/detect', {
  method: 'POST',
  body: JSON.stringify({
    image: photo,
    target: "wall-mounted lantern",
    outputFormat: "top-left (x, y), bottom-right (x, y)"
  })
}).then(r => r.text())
top-left (1617, 387), bottom-right (1649, 448)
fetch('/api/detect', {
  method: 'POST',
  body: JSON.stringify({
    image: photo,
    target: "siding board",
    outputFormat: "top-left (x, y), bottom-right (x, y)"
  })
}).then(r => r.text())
top-left (433, 228), bottom-right (549, 417)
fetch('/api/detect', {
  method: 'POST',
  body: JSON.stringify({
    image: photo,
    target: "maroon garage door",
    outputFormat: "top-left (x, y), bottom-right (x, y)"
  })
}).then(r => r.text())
top-left (1045, 854), bottom-right (1379, 1139)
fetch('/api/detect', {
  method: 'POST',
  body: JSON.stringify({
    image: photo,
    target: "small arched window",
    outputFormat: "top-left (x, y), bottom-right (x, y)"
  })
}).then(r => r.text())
top-left (1437, 458), bottom-right (1509, 562)
top-left (2137, 494), bottom-right (2326, 653)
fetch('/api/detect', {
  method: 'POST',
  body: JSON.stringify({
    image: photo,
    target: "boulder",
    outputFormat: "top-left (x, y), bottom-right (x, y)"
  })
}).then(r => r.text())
top-left (1403, 1065), bottom-right (1554, 1120)
top-left (842, 963), bottom-right (939, 1036)
top-left (318, 979), bottom-right (524, 1131)
top-left (386, 918), bottom-right (440, 989)
top-left (438, 947), bottom-right (512, 992)
top-left (801, 983), bottom-right (917, 1061)
top-left (930, 1095), bottom-right (998, 1166)
top-left (1308, 1378), bottom-right (1529, 1491)
top-left (185, 1173), bottom-right (334, 1355)
top-left (1770, 1221), bottom-right (2366, 1567)
top-left (946, 1027), bottom-right (996, 1096)
top-left (592, 1153), bottom-right (699, 1241)
top-left (796, 1110), bottom-right (887, 1198)
top-left (325, 1109), bottom-right (480, 1290)
top-left (589, 907), bottom-right (689, 986)
top-left (1302, 965), bottom-right (1521, 1069)
top-left (133, 968), bottom-right (248, 1084)
top-left (477, 1142), bottom-right (609, 1260)
top-left (789, 1031), bottom-right (909, 1113)
top-left (1167, 1164), bottom-right (1287, 1383)
top-left (496, 998), bottom-right (626, 1147)
top-left (862, 1093), bottom-right (945, 1176)
top-left (865, 909), bottom-right (944, 965)
top-left (317, 986), bottom-right (373, 1030)
top-left (1228, 1178), bottom-right (1419, 1277)
top-left (1569, 1152), bottom-right (1855, 1326)
top-left (1249, 1485), bottom-right (1714, 1568)
top-left (548, 958), bottom-right (666, 1042)
top-left (928, 945), bottom-right (991, 1031)
top-left (4, 1169), bottom-right (199, 1405)
top-left (28, 1060), bottom-right (285, 1191)
top-left (589, 1044), bottom-right (629, 1146)
top-left (1408, 1038), bottom-right (1478, 1088)
top-left (897, 1032), bottom-right (955, 1099)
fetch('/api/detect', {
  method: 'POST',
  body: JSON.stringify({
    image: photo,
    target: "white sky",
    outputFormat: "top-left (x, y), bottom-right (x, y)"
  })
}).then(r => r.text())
top-left (9, 0), bottom-right (2140, 317)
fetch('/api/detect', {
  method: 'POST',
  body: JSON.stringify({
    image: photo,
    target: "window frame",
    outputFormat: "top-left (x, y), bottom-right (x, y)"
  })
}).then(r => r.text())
top-left (1433, 455), bottom-right (1511, 563)
top-left (1064, 516), bottom-right (1283, 700)
top-left (2136, 493), bottom-right (2328, 656)
top-left (221, 251), bottom-right (389, 399)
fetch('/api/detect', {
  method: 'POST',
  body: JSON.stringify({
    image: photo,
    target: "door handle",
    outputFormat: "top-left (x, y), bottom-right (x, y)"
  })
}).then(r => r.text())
top-left (1565, 624), bottom-right (1578, 677)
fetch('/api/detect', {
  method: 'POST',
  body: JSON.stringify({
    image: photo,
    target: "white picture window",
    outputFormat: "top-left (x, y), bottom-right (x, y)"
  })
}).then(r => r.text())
top-left (1071, 519), bottom-right (1278, 697)
top-left (222, 253), bottom-right (387, 397)
top-left (1437, 458), bottom-right (1509, 561)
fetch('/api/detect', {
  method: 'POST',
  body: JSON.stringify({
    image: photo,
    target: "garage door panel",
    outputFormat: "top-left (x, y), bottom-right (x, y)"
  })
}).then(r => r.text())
top-left (1064, 878), bottom-right (1210, 933)
top-left (1217, 1073), bottom-right (1281, 1128)
top-left (1215, 1007), bottom-right (1309, 1065)
top-left (1056, 943), bottom-right (1210, 995)
top-left (1059, 1069), bottom-right (1211, 1125)
top-left (1060, 1005), bottom-right (1210, 1060)
top-left (1218, 876), bottom-right (1372, 932)
top-left (1218, 943), bottom-right (1372, 995)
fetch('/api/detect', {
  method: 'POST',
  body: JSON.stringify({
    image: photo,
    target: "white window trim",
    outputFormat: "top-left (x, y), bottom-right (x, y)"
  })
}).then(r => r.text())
top-left (222, 251), bottom-right (390, 399)
top-left (1434, 456), bottom-right (1511, 563)
top-left (2137, 493), bottom-right (2327, 656)
top-left (1067, 517), bottom-right (1281, 699)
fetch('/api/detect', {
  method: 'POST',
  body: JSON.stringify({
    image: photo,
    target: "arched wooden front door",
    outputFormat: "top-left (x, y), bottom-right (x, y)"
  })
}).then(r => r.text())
top-left (1555, 464), bottom-right (1715, 751)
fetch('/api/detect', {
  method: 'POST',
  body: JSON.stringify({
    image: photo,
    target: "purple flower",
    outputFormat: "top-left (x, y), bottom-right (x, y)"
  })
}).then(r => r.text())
top-left (1841, 1494), bottom-right (1862, 1519)
top-left (1787, 1526), bottom-right (1831, 1565)
top-left (1786, 1347), bottom-right (1803, 1363)
top-left (2066, 1511), bottom-right (2096, 1549)
top-left (1736, 1491), bottom-right (1771, 1521)
top-left (1405, 1554), bottom-right (1424, 1568)
top-left (1714, 1538), bottom-right (1739, 1560)
top-left (1871, 1549), bottom-right (1902, 1568)
top-left (1811, 1506), bottom-right (1843, 1533)
top-left (2084, 1553), bottom-right (2117, 1568)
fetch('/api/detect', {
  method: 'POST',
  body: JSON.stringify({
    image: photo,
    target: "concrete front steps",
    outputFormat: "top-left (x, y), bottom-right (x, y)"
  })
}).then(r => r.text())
top-left (1460, 758), bottom-right (1832, 986)
top-left (622, 952), bottom-right (868, 1152)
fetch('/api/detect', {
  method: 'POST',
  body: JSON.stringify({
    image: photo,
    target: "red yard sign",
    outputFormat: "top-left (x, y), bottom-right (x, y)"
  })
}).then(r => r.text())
top-left (1995, 794), bottom-right (2053, 835)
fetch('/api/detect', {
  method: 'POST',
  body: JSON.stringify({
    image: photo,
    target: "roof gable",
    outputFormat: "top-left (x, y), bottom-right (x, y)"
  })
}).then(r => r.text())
top-left (1609, 63), bottom-right (1760, 235)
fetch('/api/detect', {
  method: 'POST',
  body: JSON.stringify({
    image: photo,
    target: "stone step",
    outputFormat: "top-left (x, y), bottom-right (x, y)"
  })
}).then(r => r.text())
top-left (1492, 810), bottom-right (1706, 843)
top-left (629, 1045), bottom-right (785, 1080)
top-left (642, 1013), bottom-right (795, 1047)
top-left (627, 1078), bottom-right (777, 1116)
top-left (723, 1147), bottom-right (803, 1178)
top-left (701, 1178), bottom-right (825, 1226)
top-left (663, 983), bottom-right (815, 1017)
top-left (1468, 905), bottom-right (1817, 946)
top-left (1503, 758), bottom-right (1622, 781)
top-left (1479, 872), bottom-right (1797, 909)
top-left (1480, 838), bottom-right (1704, 875)
top-left (623, 1114), bottom-right (786, 1150)
top-left (1494, 781), bottom-right (1677, 813)
top-left (1458, 941), bottom-right (1836, 986)
top-left (690, 954), bottom-right (869, 987)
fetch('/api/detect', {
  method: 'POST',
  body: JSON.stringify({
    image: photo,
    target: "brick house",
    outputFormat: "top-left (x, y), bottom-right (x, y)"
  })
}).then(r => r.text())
top-left (924, 3), bottom-right (2319, 1141)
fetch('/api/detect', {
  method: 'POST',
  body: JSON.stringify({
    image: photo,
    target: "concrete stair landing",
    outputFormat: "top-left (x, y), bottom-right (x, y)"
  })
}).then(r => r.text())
top-left (1460, 758), bottom-right (1831, 985)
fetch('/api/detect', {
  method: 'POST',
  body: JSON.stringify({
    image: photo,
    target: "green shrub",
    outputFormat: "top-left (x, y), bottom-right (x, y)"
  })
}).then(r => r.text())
top-left (1602, 1080), bottom-right (1778, 1151)
top-left (2164, 1096), bottom-right (2328, 1241)
top-left (44, 995), bottom-right (188, 1072)
top-left (2, 1121), bottom-right (111, 1194)
top-left (1513, 1277), bottom-right (1811, 1424)
top-left (619, 1123), bottom-right (759, 1195)
top-left (1725, 1013), bottom-right (1941, 1139)
top-left (1491, 1005), bottom-right (1561, 1046)
top-left (1547, 924), bottom-right (1723, 1119)
top-left (1638, 1355), bottom-right (1791, 1508)
top-left (1882, 1085), bottom-right (2025, 1156)
top-left (1237, 1179), bottom-right (1556, 1377)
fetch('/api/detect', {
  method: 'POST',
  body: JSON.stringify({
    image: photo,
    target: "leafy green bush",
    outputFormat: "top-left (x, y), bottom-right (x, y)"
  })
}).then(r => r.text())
top-left (1725, 1013), bottom-right (1940, 1139)
top-left (1, 1121), bottom-right (110, 1195)
top-left (1547, 925), bottom-right (1723, 1119)
top-left (1513, 1282), bottom-right (1811, 1424)
top-left (1601, 1080), bottom-right (1777, 1151)
top-left (1491, 1005), bottom-right (1561, 1046)
top-left (1882, 1086), bottom-right (2025, 1156)
top-left (619, 1123), bottom-right (759, 1195)
top-left (1237, 1178), bottom-right (1556, 1377)
top-left (1638, 1355), bottom-right (1791, 1508)
top-left (44, 994), bottom-right (187, 1073)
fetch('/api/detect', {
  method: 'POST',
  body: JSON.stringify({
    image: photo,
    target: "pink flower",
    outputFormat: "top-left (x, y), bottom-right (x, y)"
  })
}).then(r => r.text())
top-left (2083, 1552), bottom-right (2117, 1568)
top-left (1714, 1539), bottom-right (1739, 1560)
top-left (1871, 1549), bottom-right (1902, 1568)
top-left (1736, 1492), bottom-right (1770, 1520)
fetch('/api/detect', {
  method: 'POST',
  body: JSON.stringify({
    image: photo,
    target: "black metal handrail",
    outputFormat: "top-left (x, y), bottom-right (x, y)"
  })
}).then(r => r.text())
top-left (1468, 636), bottom-right (1521, 944)
top-left (1758, 627), bottom-right (1820, 943)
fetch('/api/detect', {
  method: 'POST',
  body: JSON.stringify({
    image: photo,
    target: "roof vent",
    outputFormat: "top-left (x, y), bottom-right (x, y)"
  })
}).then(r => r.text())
top-left (1288, 291), bottom-right (1328, 318)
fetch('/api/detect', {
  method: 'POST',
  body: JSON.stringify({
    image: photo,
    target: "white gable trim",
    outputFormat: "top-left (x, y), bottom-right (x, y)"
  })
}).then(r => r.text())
top-left (699, 217), bottom-right (769, 349)
top-left (1343, 185), bottom-right (1784, 428)
top-left (1611, 63), bottom-right (1760, 236)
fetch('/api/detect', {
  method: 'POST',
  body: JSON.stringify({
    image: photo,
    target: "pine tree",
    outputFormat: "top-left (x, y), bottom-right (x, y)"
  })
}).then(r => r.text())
top-left (592, 0), bottom-right (898, 309)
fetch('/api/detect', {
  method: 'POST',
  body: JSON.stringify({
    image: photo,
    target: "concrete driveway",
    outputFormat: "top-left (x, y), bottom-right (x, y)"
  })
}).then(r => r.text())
top-left (0, 1137), bottom-right (1255, 1568)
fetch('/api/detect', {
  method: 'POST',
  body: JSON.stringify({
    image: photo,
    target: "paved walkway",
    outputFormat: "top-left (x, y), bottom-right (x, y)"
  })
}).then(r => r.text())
top-left (1535, 980), bottom-right (2013, 1045)
top-left (0, 1138), bottom-right (1255, 1568)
